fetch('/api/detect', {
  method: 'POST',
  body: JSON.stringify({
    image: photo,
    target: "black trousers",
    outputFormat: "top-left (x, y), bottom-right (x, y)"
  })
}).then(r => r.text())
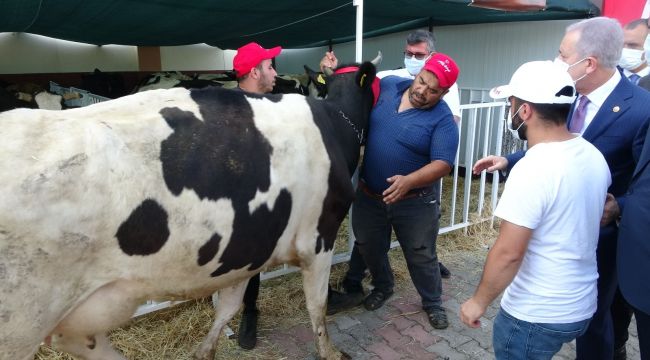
top-left (612, 287), bottom-right (634, 351)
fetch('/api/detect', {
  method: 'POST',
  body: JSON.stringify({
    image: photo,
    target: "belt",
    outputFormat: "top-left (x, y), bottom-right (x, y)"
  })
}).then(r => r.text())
top-left (358, 181), bottom-right (433, 202)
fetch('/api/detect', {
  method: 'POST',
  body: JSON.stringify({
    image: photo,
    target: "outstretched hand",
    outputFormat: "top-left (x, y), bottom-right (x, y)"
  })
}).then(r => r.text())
top-left (320, 51), bottom-right (338, 73)
top-left (473, 155), bottom-right (508, 175)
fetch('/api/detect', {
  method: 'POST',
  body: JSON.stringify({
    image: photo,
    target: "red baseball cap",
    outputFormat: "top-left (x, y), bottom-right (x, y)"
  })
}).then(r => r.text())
top-left (422, 53), bottom-right (459, 88)
top-left (233, 42), bottom-right (282, 78)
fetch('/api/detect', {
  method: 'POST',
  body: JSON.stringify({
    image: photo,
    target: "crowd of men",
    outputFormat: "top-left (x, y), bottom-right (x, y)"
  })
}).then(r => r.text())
top-left (230, 15), bottom-right (650, 359)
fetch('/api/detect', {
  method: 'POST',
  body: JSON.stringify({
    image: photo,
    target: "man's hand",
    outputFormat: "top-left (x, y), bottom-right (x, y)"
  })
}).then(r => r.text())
top-left (382, 175), bottom-right (414, 204)
top-left (601, 193), bottom-right (620, 226)
top-left (320, 51), bottom-right (338, 73)
top-left (460, 297), bottom-right (485, 328)
top-left (473, 155), bottom-right (508, 175)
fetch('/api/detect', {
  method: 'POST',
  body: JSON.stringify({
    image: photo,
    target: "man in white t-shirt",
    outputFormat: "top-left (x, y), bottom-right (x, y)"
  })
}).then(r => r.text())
top-left (460, 60), bottom-right (611, 358)
top-left (376, 30), bottom-right (461, 123)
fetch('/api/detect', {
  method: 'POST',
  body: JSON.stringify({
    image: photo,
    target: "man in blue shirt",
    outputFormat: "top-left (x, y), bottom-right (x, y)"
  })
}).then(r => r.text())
top-left (325, 53), bottom-right (460, 328)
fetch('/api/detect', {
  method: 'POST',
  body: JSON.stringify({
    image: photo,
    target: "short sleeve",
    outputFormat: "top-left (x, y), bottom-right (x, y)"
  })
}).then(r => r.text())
top-left (494, 160), bottom-right (548, 230)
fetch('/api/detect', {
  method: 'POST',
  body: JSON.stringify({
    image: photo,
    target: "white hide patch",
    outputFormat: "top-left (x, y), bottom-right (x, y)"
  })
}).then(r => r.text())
top-left (246, 94), bottom-right (332, 259)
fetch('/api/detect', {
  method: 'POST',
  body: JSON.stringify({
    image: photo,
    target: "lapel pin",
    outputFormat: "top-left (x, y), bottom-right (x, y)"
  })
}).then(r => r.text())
top-left (613, 106), bottom-right (620, 112)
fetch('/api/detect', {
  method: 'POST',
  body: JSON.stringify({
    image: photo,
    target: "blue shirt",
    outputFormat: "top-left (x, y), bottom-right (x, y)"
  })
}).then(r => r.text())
top-left (361, 76), bottom-right (459, 194)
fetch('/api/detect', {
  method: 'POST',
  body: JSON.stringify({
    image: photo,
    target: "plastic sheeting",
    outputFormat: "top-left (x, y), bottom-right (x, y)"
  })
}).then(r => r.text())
top-left (0, 0), bottom-right (599, 48)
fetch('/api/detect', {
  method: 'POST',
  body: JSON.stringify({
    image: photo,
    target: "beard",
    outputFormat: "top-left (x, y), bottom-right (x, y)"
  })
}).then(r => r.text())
top-left (408, 87), bottom-right (427, 108)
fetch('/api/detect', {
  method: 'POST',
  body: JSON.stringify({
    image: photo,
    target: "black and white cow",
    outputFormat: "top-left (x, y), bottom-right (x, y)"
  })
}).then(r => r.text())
top-left (0, 57), bottom-right (378, 360)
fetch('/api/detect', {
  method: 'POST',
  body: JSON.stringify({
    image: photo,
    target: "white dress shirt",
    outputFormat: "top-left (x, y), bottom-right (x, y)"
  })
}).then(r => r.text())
top-left (576, 69), bottom-right (621, 135)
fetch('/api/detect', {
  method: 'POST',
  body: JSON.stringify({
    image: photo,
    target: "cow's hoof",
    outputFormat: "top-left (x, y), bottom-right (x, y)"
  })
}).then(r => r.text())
top-left (315, 350), bottom-right (351, 360)
top-left (192, 347), bottom-right (215, 360)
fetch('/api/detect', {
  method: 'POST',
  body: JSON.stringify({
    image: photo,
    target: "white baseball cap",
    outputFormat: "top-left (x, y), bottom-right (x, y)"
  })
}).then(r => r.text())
top-left (489, 60), bottom-right (576, 104)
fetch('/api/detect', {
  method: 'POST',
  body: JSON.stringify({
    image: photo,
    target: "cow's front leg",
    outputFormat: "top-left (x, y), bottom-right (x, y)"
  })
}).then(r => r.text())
top-left (193, 279), bottom-right (249, 360)
top-left (301, 251), bottom-right (348, 360)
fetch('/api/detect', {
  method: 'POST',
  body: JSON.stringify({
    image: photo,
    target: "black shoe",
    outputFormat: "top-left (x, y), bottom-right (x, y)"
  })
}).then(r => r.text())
top-left (426, 305), bottom-right (449, 329)
top-left (237, 309), bottom-right (259, 350)
top-left (327, 289), bottom-right (364, 315)
top-left (614, 345), bottom-right (627, 360)
top-left (363, 289), bottom-right (393, 311)
top-left (439, 262), bottom-right (451, 279)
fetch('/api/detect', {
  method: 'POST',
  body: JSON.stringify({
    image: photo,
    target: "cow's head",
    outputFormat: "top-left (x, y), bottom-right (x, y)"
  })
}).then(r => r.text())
top-left (314, 52), bottom-right (381, 147)
top-left (304, 52), bottom-right (381, 103)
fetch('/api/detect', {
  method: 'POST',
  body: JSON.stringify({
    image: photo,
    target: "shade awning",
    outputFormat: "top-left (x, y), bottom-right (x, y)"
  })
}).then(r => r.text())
top-left (0, 0), bottom-right (599, 49)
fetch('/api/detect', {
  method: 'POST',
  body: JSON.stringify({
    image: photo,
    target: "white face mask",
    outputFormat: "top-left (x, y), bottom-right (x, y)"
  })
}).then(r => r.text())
top-left (619, 48), bottom-right (645, 70)
top-left (553, 57), bottom-right (588, 83)
top-left (507, 104), bottom-right (526, 141)
top-left (644, 35), bottom-right (650, 66)
top-left (404, 54), bottom-right (431, 76)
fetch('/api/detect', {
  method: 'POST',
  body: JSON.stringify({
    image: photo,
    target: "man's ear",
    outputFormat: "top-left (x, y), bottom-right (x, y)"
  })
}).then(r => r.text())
top-left (521, 102), bottom-right (533, 121)
top-left (585, 56), bottom-right (598, 74)
top-left (249, 67), bottom-right (260, 80)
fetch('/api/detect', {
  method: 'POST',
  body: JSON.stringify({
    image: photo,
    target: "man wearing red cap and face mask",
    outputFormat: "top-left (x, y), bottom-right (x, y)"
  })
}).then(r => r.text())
top-left (323, 53), bottom-right (460, 329)
top-left (231, 41), bottom-right (281, 351)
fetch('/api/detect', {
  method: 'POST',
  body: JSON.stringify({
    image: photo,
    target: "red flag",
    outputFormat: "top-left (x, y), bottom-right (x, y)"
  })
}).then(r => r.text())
top-left (602, 0), bottom-right (649, 25)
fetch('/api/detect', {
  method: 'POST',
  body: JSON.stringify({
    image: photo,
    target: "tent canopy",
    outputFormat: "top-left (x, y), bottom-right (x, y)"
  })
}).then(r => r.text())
top-left (0, 0), bottom-right (599, 49)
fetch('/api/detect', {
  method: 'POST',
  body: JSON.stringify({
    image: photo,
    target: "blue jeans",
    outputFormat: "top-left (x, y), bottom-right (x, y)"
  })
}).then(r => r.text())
top-left (493, 308), bottom-right (591, 360)
top-left (351, 187), bottom-right (442, 309)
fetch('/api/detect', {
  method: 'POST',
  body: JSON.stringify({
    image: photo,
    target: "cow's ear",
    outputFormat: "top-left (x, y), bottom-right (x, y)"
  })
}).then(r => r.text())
top-left (355, 62), bottom-right (376, 89)
top-left (304, 65), bottom-right (325, 85)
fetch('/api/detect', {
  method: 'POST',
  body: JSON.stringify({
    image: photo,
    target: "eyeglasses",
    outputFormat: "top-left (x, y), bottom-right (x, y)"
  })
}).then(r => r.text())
top-left (404, 51), bottom-right (430, 60)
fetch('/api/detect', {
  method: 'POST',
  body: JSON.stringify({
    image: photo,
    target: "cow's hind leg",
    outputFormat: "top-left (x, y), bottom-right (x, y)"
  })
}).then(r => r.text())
top-left (301, 252), bottom-right (348, 359)
top-left (194, 280), bottom-right (248, 360)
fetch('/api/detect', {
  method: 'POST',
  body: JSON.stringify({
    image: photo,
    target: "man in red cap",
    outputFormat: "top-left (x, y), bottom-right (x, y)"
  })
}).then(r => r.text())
top-left (322, 53), bottom-right (460, 329)
top-left (231, 41), bottom-right (281, 350)
top-left (233, 42), bottom-right (281, 94)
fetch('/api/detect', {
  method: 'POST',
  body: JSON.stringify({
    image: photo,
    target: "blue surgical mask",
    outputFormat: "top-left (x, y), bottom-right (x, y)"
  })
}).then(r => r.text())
top-left (404, 54), bottom-right (431, 76)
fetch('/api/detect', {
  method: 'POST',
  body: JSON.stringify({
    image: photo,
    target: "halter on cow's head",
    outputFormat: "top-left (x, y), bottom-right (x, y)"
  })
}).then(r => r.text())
top-left (311, 52), bottom-right (382, 148)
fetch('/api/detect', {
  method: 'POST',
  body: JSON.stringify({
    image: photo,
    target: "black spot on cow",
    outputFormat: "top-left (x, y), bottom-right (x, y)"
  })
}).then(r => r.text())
top-left (211, 189), bottom-right (292, 277)
top-left (314, 163), bottom-right (355, 254)
top-left (158, 86), bottom-right (291, 272)
top-left (159, 88), bottom-right (272, 200)
top-left (116, 199), bottom-right (170, 256)
top-left (197, 233), bottom-right (222, 266)
top-left (305, 97), bottom-right (360, 254)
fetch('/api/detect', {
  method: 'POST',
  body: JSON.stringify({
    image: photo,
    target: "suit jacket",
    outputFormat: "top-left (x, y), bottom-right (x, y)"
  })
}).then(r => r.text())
top-left (618, 127), bottom-right (650, 313)
top-left (639, 74), bottom-right (650, 92)
top-left (506, 76), bottom-right (650, 220)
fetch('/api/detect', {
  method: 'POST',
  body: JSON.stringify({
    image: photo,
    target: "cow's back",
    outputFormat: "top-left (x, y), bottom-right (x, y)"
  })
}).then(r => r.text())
top-left (0, 86), bottom-right (334, 357)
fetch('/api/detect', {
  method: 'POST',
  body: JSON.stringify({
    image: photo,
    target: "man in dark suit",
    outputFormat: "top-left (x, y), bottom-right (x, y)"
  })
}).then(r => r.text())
top-left (639, 74), bottom-right (650, 91)
top-left (473, 17), bottom-right (650, 359)
top-left (618, 120), bottom-right (650, 360)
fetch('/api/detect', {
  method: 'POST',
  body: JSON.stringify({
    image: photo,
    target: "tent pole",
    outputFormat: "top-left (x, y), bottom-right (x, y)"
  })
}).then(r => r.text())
top-left (354, 0), bottom-right (363, 63)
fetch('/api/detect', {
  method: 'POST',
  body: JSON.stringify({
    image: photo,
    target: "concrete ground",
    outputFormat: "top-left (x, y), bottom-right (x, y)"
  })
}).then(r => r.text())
top-left (250, 251), bottom-right (641, 360)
